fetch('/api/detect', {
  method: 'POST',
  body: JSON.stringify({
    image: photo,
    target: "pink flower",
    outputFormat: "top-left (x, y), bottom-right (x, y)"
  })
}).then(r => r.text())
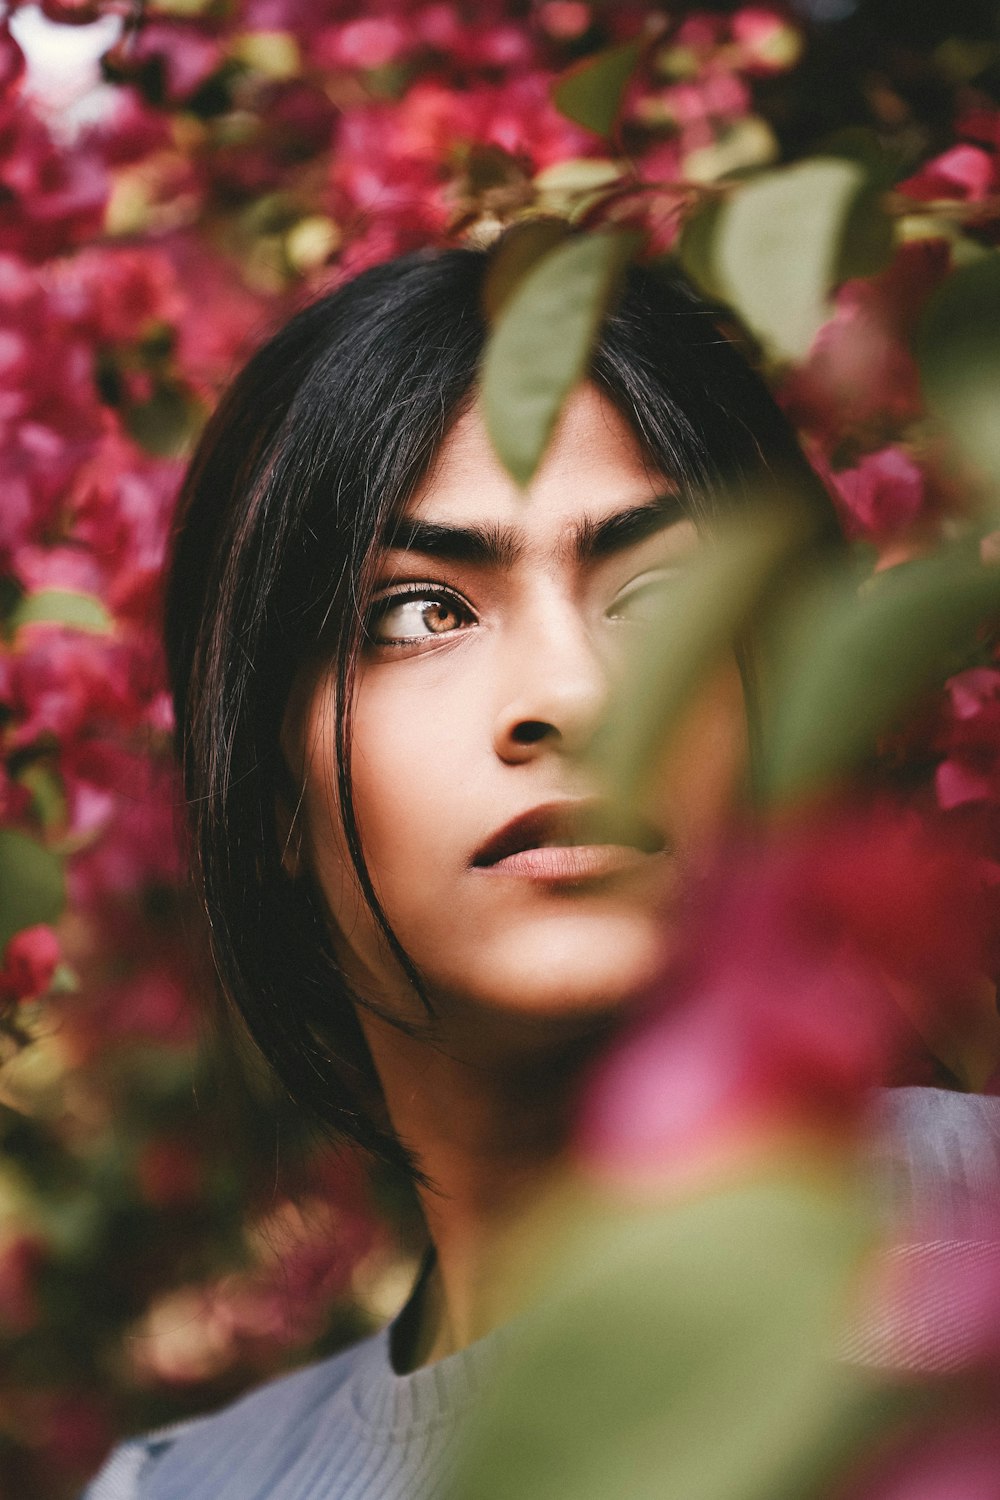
top-left (73, 246), bottom-right (185, 346)
top-left (731, 8), bottom-right (798, 74)
top-left (842, 1419), bottom-right (1000, 1500)
top-left (538, 2), bottom-right (592, 41)
top-left (87, 88), bottom-right (170, 169)
top-left (935, 669), bottom-right (1000, 812)
top-left (829, 447), bottom-right (930, 541)
top-left (114, 20), bottom-right (223, 105)
top-left (2, 630), bottom-right (141, 748)
top-left (0, 20), bottom-right (25, 90)
top-left (0, 103), bottom-right (109, 262)
top-left (0, 925), bottom-right (61, 1003)
top-left (782, 241), bottom-right (952, 441)
top-left (578, 813), bottom-right (990, 1180)
top-left (319, 16), bottom-right (410, 70)
top-left (899, 145), bottom-right (998, 204)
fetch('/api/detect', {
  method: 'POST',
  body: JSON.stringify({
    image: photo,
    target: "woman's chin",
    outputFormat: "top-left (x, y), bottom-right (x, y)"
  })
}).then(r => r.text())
top-left (434, 911), bottom-right (669, 1020)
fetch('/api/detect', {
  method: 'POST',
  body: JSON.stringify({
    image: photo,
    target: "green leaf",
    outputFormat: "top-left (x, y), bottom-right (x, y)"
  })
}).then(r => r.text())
top-left (451, 1171), bottom-right (879, 1500)
top-left (818, 127), bottom-right (908, 191)
top-left (0, 830), bottom-right (66, 952)
top-left (15, 764), bottom-right (68, 832)
top-left (594, 503), bottom-right (821, 801)
top-left (534, 159), bottom-right (624, 220)
top-left (758, 546), bottom-right (1000, 805)
top-left (126, 383), bottom-right (204, 458)
top-left (676, 195), bottom-right (728, 303)
top-left (11, 589), bottom-right (112, 635)
top-left (710, 158), bottom-right (892, 361)
top-left (918, 253), bottom-right (1000, 493)
top-left (482, 219), bottom-right (572, 324)
top-left (481, 229), bottom-right (640, 487)
top-left (836, 183), bottom-right (896, 283)
top-left (552, 40), bottom-right (642, 140)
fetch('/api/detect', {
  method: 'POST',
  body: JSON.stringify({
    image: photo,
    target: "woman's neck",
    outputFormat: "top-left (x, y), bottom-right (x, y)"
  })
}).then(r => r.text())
top-left (358, 1004), bottom-right (613, 1365)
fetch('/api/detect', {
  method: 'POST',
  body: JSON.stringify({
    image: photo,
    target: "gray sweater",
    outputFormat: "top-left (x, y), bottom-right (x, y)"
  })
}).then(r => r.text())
top-left (83, 1087), bottom-right (1000, 1500)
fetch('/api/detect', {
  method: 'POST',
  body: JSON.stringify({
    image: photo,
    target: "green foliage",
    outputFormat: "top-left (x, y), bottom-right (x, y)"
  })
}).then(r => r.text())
top-left (481, 229), bottom-right (640, 487)
top-left (481, 219), bottom-right (572, 323)
top-left (918, 253), bottom-right (1000, 495)
top-left (595, 503), bottom-right (815, 799)
top-left (680, 159), bottom-right (895, 361)
top-left (10, 591), bottom-right (113, 636)
top-left (0, 831), bottom-right (65, 952)
top-left (125, 383), bottom-right (205, 459)
top-left (757, 545), bottom-right (1000, 805)
top-left (551, 40), bottom-right (642, 140)
top-left (451, 1170), bottom-right (881, 1500)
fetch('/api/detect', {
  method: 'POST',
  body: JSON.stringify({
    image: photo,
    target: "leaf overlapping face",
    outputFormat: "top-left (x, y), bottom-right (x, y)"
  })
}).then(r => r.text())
top-left (481, 228), bottom-right (640, 488)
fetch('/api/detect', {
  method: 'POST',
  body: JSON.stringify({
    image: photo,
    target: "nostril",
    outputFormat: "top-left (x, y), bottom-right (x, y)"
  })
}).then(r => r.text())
top-left (511, 720), bottom-right (553, 746)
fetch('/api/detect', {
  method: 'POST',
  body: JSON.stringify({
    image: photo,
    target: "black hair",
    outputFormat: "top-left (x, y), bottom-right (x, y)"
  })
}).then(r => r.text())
top-left (165, 241), bottom-right (838, 1174)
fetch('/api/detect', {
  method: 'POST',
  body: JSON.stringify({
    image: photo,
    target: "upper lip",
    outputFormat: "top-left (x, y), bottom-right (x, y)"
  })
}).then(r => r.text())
top-left (471, 799), bottom-right (667, 867)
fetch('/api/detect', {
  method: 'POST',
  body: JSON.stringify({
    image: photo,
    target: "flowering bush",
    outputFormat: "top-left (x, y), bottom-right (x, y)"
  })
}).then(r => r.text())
top-left (2, 1), bottom-right (1000, 1496)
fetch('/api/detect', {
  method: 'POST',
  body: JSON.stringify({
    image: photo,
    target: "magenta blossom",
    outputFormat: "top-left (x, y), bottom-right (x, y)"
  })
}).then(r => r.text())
top-left (0, 925), bottom-right (60, 1004)
top-left (829, 447), bottom-right (930, 542)
top-left (899, 145), bottom-right (998, 205)
top-left (578, 813), bottom-right (990, 1180)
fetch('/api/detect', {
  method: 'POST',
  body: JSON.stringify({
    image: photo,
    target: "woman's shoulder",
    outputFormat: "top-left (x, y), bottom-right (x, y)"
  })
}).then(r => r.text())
top-left (81, 1326), bottom-right (388, 1500)
top-left (867, 1084), bottom-right (1000, 1230)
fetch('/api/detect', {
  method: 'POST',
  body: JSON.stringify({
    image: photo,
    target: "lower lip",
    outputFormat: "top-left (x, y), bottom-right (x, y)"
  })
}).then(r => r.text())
top-left (477, 845), bottom-right (659, 883)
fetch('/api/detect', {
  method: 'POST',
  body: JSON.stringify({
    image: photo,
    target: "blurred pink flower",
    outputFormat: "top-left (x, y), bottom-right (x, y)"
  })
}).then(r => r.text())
top-left (731, 7), bottom-right (797, 74)
top-left (116, 20), bottom-right (223, 105)
top-left (899, 145), bottom-right (998, 204)
top-left (936, 669), bottom-right (1000, 813)
top-left (0, 104), bottom-right (109, 261)
top-left (782, 241), bottom-right (952, 443)
top-left (578, 813), bottom-right (989, 1178)
top-left (828, 447), bottom-right (930, 541)
top-left (0, 20), bottom-right (25, 89)
top-left (842, 1418), bottom-right (1000, 1500)
top-left (0, 925), bottom-right (60, 1003)
top-left (2, 630), bottom-right (142, 748)
top-left (318, 15), bottom-right (411, 69)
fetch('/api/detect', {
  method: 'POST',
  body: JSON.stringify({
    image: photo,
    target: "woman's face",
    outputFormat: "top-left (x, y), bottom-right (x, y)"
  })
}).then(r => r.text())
top-left (288, 385), bottom-right (744, 1025)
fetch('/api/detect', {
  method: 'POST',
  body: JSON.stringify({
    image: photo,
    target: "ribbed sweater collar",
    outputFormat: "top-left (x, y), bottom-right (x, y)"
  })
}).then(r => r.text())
top-left (348, 1322), bottom-right (504, 1436)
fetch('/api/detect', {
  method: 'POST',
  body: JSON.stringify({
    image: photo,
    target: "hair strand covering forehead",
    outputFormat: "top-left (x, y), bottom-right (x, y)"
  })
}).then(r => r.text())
top-left (164, 238), bottom-right (839, 1175)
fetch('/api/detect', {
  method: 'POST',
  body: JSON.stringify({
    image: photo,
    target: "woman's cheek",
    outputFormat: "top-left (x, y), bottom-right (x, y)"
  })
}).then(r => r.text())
top-left (651, 661), bottom-right (747, 861)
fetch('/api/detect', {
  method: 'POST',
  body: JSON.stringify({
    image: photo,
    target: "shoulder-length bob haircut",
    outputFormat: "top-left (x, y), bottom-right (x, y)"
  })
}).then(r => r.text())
top-left (165, 241), bottom-right (839, 1172)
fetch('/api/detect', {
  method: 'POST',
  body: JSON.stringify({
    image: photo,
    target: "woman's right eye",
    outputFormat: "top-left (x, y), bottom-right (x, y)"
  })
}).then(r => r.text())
top-left (365, 591), bottom-right (476, 645)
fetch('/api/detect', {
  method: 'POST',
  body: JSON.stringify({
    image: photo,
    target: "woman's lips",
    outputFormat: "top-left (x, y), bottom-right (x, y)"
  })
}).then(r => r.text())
top-left (471, 800), bottom-right (667, 884)
top-left (481, 843), bottom-right (660, 882)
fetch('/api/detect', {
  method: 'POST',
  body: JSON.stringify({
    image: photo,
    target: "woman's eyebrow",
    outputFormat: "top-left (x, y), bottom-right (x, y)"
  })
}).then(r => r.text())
top-left (385, 494), bottom-right (685, 568)
top-left (387, 517), bottom-right (519, 567)
top-left (573, 492), bottom-right (685, 560)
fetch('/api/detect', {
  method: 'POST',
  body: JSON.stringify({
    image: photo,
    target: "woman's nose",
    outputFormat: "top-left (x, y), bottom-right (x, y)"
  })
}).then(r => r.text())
top-left (492, 607), bottom-right (609, 764)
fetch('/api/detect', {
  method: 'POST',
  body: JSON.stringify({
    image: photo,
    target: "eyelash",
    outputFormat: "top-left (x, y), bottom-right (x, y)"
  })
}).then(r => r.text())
top-left (364, 584), bottom-right (477, 646)
top-left (363, 568), bottom-right (682, 648)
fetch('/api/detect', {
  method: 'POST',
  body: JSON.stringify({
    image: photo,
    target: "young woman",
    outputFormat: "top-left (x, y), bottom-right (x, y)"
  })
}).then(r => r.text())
top-left (83, 242), bottom-right (984, 1500)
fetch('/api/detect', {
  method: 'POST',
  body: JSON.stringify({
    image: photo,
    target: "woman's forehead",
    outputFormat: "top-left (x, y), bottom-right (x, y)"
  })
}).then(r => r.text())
top-left (403, 382), bottom-right (672, 538)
